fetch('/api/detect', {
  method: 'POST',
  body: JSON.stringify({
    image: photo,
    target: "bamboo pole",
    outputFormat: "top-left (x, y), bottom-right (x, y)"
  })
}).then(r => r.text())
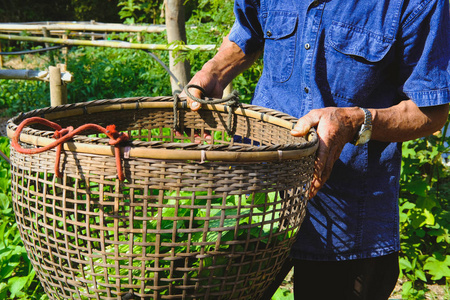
top-left (0, 33), bottom-right (216, 51)
top-left (0, 69), bottom-right (73, 82)
top-left (0, 23), bottom-right (167, 33)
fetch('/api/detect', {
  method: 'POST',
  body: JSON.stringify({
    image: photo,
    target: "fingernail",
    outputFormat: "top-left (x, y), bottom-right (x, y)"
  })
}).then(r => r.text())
top-left (191, 102), bottom-right (200, 110)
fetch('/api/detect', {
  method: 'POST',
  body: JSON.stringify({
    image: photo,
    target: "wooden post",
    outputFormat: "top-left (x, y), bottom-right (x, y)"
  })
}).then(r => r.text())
top-left (49, 65), bottom-right (67, 106)
top-left (57, 64), bottom-right (68, 103)
top-left (165, 0), bottom-right (191, 92)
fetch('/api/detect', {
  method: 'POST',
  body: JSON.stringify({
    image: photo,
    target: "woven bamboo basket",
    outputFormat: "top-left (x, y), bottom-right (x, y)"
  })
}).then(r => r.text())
top-left (7, 96), bottom-right (318, 300)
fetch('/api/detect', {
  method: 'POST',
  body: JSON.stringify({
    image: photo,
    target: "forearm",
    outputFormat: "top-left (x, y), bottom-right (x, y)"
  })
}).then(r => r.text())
top-left (196, 35), bottom-right (262, 90)
top-left (369, 100), bottom-right (449, 142)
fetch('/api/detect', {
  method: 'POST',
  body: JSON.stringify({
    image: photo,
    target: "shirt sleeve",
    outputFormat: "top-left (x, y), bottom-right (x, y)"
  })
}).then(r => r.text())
top-left (400, 0), bottom-right (450, 107)
top-left (228, 0), bottom-right (264, 54)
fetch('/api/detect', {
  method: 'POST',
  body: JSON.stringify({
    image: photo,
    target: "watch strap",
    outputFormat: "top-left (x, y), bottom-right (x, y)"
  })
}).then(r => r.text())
top-left (352, 107), bottom-right (372, 145)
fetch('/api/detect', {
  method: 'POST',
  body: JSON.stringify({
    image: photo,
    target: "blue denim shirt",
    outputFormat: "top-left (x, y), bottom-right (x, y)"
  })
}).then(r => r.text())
top-left (229, 0), bottom-right (450, 261)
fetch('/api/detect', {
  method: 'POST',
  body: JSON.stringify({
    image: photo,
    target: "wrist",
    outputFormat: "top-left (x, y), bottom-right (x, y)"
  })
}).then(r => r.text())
top-left (200, 58), bottom-right (230, 91)
top-left (351, 107), bottom-right (373, 145)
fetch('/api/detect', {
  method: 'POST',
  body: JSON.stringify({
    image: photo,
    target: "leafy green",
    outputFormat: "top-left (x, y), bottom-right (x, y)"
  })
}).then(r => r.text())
top-left (399, 127), bottom-right (450, 299)
top-left (0, 137), bottom-right (47, 299)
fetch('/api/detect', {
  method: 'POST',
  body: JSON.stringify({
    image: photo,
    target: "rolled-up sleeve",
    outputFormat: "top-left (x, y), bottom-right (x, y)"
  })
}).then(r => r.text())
top-left (228, 0), bottom-right (264, 54)
top-left (400, 0), bottom-right (450, 107)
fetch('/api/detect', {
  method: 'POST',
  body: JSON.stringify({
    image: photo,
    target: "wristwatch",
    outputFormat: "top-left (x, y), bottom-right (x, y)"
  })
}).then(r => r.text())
top-left (352, 107), bottom-right (372, 146)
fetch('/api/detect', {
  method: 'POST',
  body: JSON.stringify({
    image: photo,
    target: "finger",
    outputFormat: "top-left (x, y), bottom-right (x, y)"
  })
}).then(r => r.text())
top-left (174, 130), bottom-right (185, 137)
top-left (291, 110), bottom-right (321, 137)
top-left (309, 176), bottom-right (321, 199)
top-left (193, 130), bottom-right (212, 144)
top-left (184, 85), bottom-right (202, 111)
top-left (307, 124), bottom-right (332, 198)
top-left (309, 143), bottom-right (344, 199)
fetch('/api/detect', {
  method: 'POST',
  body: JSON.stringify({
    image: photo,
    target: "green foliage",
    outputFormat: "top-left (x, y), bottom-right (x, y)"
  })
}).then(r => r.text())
top-left (0, 0), bottom-right (262, 115)
top-left (399, 124), bottom-right (450, 299)
top-left (66, 42), bottom-right (173, 102)
top-left (0, 137), bottom-right (48, 299)
top-left (273, 288), bottom-right (294, 300)
top-left (0, 0), bottom-right (121, 23)
top-left (118, 0), bottom-right (164, 24)
top-left (184, 0), bottom-right (262, 104)
top-left (0, 80), bottom-right (49, 117)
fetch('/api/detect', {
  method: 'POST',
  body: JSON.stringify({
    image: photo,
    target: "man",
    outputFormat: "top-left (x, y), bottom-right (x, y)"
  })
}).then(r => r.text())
top-left (184, 0), bottom-right (450, 299)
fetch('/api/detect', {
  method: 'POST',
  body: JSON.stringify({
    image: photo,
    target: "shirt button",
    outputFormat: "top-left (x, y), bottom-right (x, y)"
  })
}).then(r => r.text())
top-left (304, 87), bottom-right (310, 93)
top-left (305, 43), bottom-right (311, 50)
top-left (266, 30), bottom-right (272, 37)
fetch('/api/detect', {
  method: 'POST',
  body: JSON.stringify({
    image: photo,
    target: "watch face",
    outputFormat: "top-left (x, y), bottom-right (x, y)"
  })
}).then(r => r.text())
top-left (358, 129), bottom-right (371, 145)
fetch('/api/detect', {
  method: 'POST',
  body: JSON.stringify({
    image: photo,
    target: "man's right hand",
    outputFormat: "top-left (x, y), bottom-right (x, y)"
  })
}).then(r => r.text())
top-left (181, 70), bottom-right (226, 111)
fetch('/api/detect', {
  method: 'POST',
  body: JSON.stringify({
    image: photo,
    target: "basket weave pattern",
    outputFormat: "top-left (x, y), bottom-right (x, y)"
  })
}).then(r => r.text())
top-left (8, 97), bottom-right (317, 300)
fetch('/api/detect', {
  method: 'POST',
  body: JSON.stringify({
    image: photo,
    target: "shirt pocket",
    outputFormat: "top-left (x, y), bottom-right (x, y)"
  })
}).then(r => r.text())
top-left (263, 11), bottom-right (298, 83)
top-left (324, 22), bottom-right (394, 105)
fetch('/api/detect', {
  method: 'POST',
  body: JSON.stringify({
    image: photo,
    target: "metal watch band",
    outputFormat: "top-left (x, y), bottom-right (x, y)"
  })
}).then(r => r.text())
top-left (352, 107), bottom-right (372, 145)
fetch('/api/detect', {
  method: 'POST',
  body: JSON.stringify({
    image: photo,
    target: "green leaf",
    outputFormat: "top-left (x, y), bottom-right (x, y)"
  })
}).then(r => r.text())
top-left (414, 268), bottom-right (427, 282)
top-left (0, 262), bottom-right (20, 279)
top-left (423, 255), bottom-right (450, 281)
top-left (435, 228), bottom-right (450, 244)
top-left (403, 180), bottom-right (429, 197)
top-left (8, 276), bottom-right (29, 298)
top-left (399, 257), bottom-right (413, 272)
top-left (0, 193), bottom-right (9, 211)
top-left (421, 209), bottom-right (435, 227)
top-left (416, 197), bottom-right (437, 211)
top-left (272, 288), bottom-right (293, 300)
top-left (0, 282), bottom-right (8, 300)
top-left (401, 280), bottom-right (413, 297)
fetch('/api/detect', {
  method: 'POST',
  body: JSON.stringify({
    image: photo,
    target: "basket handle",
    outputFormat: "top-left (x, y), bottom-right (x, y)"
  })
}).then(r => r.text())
top-left (177, 84), bottom-right (240, 135)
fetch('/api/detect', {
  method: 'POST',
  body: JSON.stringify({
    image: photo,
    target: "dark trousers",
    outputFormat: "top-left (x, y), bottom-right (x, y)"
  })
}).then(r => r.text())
top-left (292, 252), bottom-right (399, 300)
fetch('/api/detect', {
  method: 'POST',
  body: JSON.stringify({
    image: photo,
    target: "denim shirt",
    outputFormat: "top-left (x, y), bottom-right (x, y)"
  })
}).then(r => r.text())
top-left (229, 0), bottom-right (450, 260)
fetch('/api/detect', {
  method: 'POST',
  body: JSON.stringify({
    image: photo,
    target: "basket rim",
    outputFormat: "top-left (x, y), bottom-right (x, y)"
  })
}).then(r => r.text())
top-left (7, 96), bottom-right (319, 162)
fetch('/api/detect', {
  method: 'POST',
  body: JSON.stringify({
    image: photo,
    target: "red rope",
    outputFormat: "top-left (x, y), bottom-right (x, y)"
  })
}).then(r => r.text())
top-left (11, 117), bottom-right (130, 180)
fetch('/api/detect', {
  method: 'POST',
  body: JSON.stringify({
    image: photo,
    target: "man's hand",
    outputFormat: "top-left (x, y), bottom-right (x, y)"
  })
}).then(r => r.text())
top-left (181, 34), bottom-right (262, 111)
top-left (290, 107), bottom-right (365, 199)
top-left (290, 101), bottom-right (449, 199)
top-left (181, 71), bottom-right (225, 111)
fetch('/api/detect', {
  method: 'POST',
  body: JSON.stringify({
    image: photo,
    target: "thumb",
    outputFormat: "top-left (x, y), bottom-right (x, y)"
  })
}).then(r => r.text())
top-left (183, 84), bottom-right (203, 111)
top-left (291, 111), bottom-right (320, 137)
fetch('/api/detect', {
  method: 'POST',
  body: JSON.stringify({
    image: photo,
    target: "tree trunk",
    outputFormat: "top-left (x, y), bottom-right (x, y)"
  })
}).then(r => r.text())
top-left (165, 0), bottom-right (191, 92)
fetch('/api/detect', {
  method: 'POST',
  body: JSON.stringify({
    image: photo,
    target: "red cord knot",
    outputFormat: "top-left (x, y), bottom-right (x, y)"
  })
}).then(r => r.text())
top-left (54, 126), bottom-right (74, 139)
top-left (105, 124), bottom-right (130, 146)
top-left (104, 124), bottom-right (130, 181)
top-left (53, 126), bottom-right (74, 177)
top-left (12, 117), bottom-right (130, 181)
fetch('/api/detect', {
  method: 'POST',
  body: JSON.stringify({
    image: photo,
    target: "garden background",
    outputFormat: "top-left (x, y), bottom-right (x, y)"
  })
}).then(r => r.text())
top-left (0, 0), bottom-right (449, 299)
